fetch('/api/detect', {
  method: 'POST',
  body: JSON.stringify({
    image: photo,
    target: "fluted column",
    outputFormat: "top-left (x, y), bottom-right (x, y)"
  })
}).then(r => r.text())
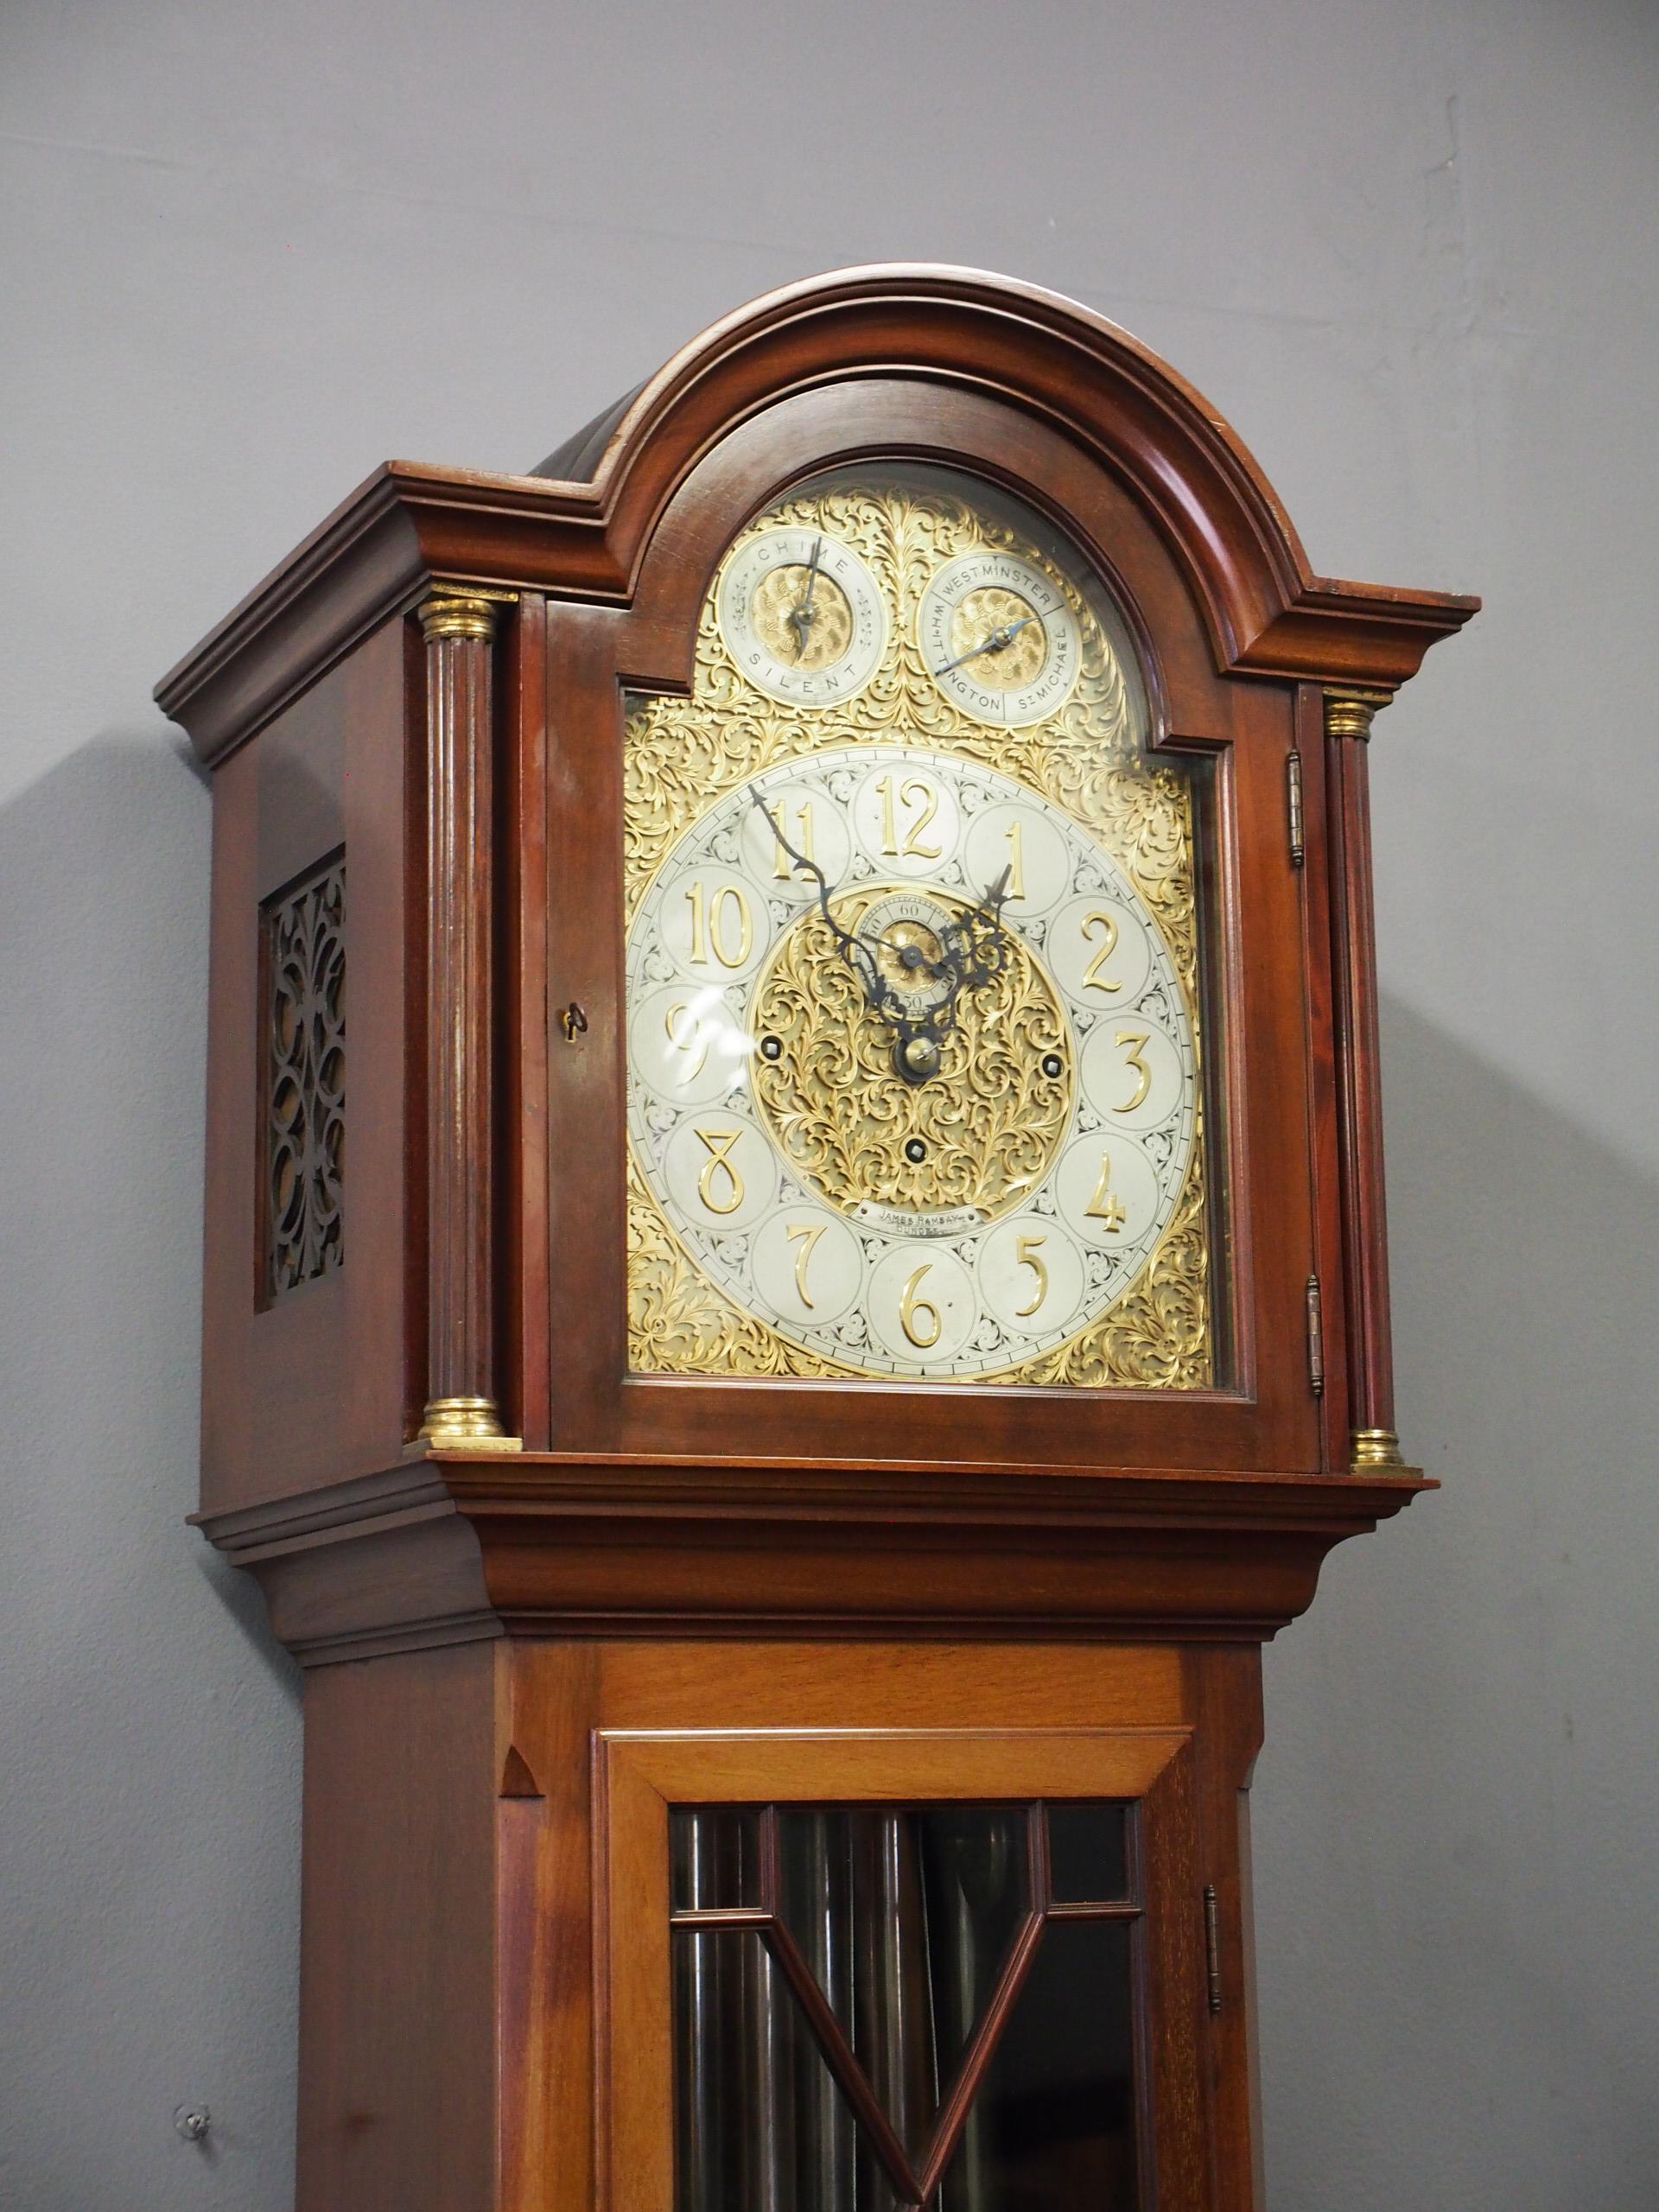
top-left (416, 587), bottom-right (520, 1451)
top-left (1325, 688), bottom-right (1406, 1472)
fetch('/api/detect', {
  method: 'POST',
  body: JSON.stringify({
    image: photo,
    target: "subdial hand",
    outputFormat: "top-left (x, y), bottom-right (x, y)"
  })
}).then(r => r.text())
top-left (787, 535), bottom-right (823, 659)
top-left (877, 934), bottom-right (944, 978)
top-left (931, 612), bottom-right (1042, 679)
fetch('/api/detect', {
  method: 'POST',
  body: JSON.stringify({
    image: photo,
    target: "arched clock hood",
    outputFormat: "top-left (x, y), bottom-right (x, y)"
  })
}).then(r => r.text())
top-left (160, 264), bottom-right (1475, 766)
top-left (530, 264), bottom-right (1476, 687)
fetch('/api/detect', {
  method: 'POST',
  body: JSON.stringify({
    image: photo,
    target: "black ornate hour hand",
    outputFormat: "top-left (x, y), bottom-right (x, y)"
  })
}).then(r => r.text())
top-left (753, 797), bottom-right (1015, 1087)
top-left (753, 796), bottom-right (945, 1079)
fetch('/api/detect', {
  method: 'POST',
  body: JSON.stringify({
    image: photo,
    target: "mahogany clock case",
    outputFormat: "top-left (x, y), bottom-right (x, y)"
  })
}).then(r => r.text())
top-left (157, 267), bottom-right (1476, 2212)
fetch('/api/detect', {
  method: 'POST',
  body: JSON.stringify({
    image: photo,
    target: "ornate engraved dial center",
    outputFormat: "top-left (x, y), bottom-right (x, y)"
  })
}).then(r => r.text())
top-left (748, 887), bottom-right (1074, 1231)
top-left (949, 587), bottom-right (1046, 689)
top-left (750, 565), bottom-right (855, 672)
top-left (863, 892), bottom-right (954, 1016)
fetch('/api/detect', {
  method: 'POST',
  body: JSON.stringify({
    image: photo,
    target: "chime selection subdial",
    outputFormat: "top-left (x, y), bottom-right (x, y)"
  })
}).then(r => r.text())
top-left (716, 527), bottom-right (887, 706)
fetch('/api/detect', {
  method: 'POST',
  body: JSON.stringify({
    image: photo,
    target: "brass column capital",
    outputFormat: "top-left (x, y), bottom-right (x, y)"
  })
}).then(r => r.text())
top-left (417, 586), bottom-right (517, 644)
top-left (1324, 688), bottom-right (1393, 742)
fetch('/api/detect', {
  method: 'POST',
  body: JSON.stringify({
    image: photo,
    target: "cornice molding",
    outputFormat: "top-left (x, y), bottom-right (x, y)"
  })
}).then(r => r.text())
top-left (156, 265), bottom-right (1478, 766)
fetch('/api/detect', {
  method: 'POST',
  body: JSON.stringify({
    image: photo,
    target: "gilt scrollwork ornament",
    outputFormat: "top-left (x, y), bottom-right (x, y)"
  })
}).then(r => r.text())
top-left (749, 898), bottom-right (1073, 1224)
top-left (627, 1154), bottom-right (844, 1378)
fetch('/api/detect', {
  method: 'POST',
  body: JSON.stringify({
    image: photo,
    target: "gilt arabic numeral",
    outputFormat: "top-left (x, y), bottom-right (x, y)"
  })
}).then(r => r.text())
top-left (786, 1221), bottom-right (826, 1307)
top-left (899, 1262), bottom-right (944, 1348)
top-left (694, 1128), bottom-right (745, 1215)
top-left (1014, 1233), bottom-right (1048, 1317)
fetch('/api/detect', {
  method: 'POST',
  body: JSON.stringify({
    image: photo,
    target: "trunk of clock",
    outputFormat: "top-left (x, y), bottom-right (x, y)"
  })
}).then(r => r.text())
top-left (292, 1632), bottom-right (1268, 2212)
top-left (208, 1445), bottom-right (1426, 2212)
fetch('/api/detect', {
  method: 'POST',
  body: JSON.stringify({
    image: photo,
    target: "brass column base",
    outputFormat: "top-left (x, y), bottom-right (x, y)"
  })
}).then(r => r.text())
top-left (418, 1396), bottom-right (524, 1453)
top-left (1350, 1427), bottom-right (1406, 1471)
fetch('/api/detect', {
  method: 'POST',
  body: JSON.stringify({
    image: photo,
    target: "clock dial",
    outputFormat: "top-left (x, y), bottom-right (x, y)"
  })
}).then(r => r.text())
top-left (918, 550), bottom-right (1082, 726)
top-left (625, 465), bottom-right (1219, 1390)
top-left (715, 527), bottom-right (887, 707)
top-left (626, 744), bottom-right (1199, 1380)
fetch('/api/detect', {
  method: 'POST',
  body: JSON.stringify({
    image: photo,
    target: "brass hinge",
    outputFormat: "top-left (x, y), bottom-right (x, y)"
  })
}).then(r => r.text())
top-left (1204, 1885), bottom-right (1223, 2014)
top-left (1287, 750), bottom-right (1305, 867)
top-left (1306, 1274), bottom-right (1325, 1397)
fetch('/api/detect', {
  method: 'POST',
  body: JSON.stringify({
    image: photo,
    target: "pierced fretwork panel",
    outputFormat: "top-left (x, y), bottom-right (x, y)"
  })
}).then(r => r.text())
top-left (670, 1801), bottom-right (1141, 2212)
top-left (259, 850), bottom-right (345, 1303)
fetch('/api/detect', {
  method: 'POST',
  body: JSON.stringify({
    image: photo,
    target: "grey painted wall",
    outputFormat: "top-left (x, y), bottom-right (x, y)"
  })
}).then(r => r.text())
top-left (3, 3), bottom-right (1655, 2205)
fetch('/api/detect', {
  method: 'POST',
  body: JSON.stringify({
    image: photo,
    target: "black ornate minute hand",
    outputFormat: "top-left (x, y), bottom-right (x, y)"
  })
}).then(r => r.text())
top-left (753, 795), bottom-right (1014, 1085)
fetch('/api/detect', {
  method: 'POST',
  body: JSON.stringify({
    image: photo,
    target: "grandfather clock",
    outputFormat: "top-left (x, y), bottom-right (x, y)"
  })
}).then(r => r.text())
top-left (159, 267), bottom-right (1476, 2209)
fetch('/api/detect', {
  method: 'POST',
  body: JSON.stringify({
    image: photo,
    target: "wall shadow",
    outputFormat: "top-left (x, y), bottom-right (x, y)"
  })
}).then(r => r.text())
top-left (1, 728), bottom-right (301, 1695)
top-left (0, 730), bottom-right (301, 2212)
top-left (1255, 993), bottom-right (1659, 2209)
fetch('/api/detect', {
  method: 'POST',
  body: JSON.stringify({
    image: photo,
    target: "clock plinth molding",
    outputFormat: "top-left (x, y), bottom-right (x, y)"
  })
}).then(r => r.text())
top-left (159, 266), bottom-right (1474, 2211)
top-left (194, 1449), bottom-right (1433, 1665)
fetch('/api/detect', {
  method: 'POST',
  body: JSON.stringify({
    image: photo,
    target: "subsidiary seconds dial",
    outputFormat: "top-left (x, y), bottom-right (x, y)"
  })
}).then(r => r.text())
top-left (716, 528), bottom-right (887, 707)
top-left (919, 550), bottom-right (1081, 727)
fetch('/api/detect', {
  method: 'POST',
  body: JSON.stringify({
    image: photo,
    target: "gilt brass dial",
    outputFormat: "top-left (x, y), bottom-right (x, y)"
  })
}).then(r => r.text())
top-left (625, 466), bottom-right (1217, 1389)
top-left (628, 741), bottom-right (1195, 1378)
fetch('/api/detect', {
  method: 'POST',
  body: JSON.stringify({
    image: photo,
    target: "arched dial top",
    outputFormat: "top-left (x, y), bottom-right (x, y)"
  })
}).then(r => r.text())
top-left (624, 464), bottom-right (1221, 1389)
